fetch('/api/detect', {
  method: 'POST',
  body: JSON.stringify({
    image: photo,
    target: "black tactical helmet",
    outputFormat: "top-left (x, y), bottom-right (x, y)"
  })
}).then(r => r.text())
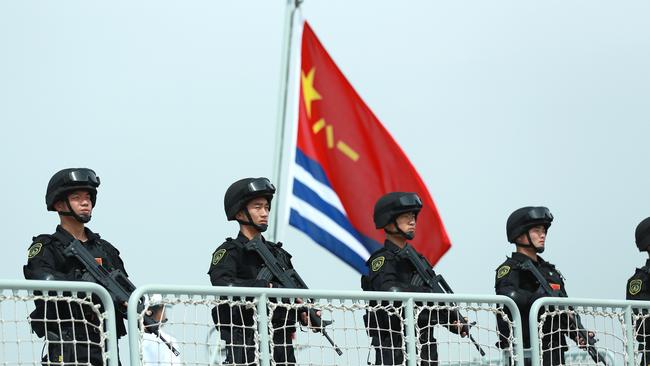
top-left (224, 177), bottom-right (276, 221)
top-left (635, 217), bottom-right (650, 252)
top-left (506, 206), bottom-right (553, 243)
top-left (46, 168), bottom-right (100, 211)
top-left (373, 192), bottom-right (423, 229)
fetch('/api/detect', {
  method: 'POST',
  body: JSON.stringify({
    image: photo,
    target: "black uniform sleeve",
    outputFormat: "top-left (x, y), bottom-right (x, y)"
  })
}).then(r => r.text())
top-left (208, 245), bottom-right (269, 288)
top-left (627, 273), bottom-right (650, 301)
top-left (23, 239), bottom-right (73, 281)
top-left (626, 272), bottom-right (650, 349)
top-left (495, 264), bottom-right (542, 309)
top-left (367, 255), bottom-right (399, 292)
top-left (494, 264), bottom-right (535, 348)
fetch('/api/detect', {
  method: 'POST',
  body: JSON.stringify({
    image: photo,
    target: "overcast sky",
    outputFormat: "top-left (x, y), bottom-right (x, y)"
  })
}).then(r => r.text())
top-left (1, 1), bottom-right (649, 302)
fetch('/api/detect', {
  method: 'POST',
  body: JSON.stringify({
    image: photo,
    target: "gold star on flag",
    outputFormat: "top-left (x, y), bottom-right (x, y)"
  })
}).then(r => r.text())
top-left (301, 67), bottom-right (321, 119)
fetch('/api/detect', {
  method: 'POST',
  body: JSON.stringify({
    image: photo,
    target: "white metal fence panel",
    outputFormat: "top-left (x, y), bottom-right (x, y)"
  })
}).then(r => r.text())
top-left (529, 298), bottom-right (647, 366)
top-left (127, 285), bottom-right (524, 366)
top-left (0, 280), bottom-right (119, 366)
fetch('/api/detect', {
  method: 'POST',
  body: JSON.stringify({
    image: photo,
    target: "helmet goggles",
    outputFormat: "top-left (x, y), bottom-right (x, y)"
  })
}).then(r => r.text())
top-left (525, 207), bottom-right (553, 222)
top-left (65, 169), bottom-right (100, 188)
top-left (247, 178), bottom-right (275, 195)
top-left (398, 193), bottom-right (422, 209)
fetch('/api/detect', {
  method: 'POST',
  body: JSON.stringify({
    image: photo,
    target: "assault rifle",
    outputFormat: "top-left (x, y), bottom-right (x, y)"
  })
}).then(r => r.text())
top-left (397, 244), bottom-right (486, 357)
top-left (63, 239), bottom-right (180, 356)
top-left (519, 259), bottom-right (606, 365)
top-left (244, 235), bottom-right (343, 356)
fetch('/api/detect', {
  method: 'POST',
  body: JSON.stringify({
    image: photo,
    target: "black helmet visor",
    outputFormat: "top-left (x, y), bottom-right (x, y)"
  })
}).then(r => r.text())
top-left (526, 207), bottom-right (553, 221)
top-left (67, 170), bottom-right (100, 187)
top-left (398, 193), bottom-right (422, 209)
top-left (247, 178), bottom-right (276, 195)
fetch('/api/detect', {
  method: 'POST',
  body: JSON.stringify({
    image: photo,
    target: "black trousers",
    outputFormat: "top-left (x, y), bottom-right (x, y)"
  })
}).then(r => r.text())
top-left (223, 327), bottom-right (256, 366)
top-left (271, 327), bottom-right (296, 366)
top-left (637, 328), bottom-right (650, 366)
top-left (222, 326), bottom-right (296, 366)
top-left (42, 327), bottom-right (120, 366)
top-left (540, 347), bottom-right (566, 366)
top-left (373, 331), bottom-right (438, 366)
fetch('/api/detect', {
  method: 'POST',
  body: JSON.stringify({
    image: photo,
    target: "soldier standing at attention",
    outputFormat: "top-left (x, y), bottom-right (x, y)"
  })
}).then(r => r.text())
top-left (495, 206), bottom-right (593, 366)
top-left (361, 192), bottom-right (467, 366)
top-left (208, 177), bottom-right (316, 366)
top-left (23, 168), bottom-right (129, 365)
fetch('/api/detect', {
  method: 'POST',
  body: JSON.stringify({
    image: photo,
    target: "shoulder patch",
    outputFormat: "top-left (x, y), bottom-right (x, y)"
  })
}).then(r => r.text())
top-left (27, 243), bottom-right (43, 259)
top-left (629, 279), bottom-right (643, 296)
top-left (497, 265), bottom-right (511, 279)
top-left (212, 249), bottom-right (227, 265)
top-left (371, 256), bottom-right (385, 272)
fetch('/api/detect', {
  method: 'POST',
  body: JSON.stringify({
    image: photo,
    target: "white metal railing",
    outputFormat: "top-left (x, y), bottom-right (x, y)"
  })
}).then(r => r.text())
top-left (127, 285), bottom-right (524, 366)
top-left (9, 281), bottom-right (650, 366)
top-left (529, 297), bottom-right (650, 366)
top-left (0, 280), bottom-right (119, 366)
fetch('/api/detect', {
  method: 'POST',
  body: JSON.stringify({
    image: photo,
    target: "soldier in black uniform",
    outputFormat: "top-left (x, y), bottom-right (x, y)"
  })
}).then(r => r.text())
top-left (208, 177), bottom-right (313, 366)
top-left (495, 206), bottom-right (591, 366)
top-left (361, 192), bottom-right (467, 366)
top-left (626, 217), bottom-right (650, 366)
top-left (23, 168), bottom-right (128, 365)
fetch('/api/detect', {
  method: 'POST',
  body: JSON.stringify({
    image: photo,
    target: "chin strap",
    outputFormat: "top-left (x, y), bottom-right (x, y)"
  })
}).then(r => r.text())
top-left (237, 209), bottom-right (268, 232)
top-left (59, 199), bottom-right (91, 224)
top-left (514, 232), bottom-right (544, 253)
top-left (384, 218), bottom-right (415, 240)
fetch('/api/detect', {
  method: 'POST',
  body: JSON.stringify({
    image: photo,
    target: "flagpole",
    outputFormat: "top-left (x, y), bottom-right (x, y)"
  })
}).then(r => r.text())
top-left (270, 0), bottom-right (302, 242)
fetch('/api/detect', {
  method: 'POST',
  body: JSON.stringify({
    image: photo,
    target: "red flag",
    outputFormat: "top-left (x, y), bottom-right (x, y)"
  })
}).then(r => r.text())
top-left (290, 21), bottom-right (451, 269)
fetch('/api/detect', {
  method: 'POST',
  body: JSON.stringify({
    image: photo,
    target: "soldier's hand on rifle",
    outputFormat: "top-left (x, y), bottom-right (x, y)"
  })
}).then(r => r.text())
top-left (296, 298), bottom-right (324, 332)
top-left (299, 309), bottom-right (322, 331)
top-left (295, 297), bottom-right (314, 327)
top-left (449, 317), bottom-right (469, 338)
top-left (118, 301), bottom-right (128, 312)
top-left (575, 331), bottom-right (596, 348)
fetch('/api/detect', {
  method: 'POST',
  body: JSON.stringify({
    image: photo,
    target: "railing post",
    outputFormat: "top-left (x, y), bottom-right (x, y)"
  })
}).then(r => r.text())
top-left (0, 280), bottom-right (118, 366)
top-left (529, 299), bottom-right (543, 366)
top-left (97, 288), bottom-right (119, 366)
top-left (507, 301), bottom-right (526, 366)
top-left (625, 304), bottom-right (636, 366)
top-left (404, 297), bottom-right (417, 366)
top-left (258, 293), bottom-right (271, 366)
top-left (127, 285), bottom-right (145, 366)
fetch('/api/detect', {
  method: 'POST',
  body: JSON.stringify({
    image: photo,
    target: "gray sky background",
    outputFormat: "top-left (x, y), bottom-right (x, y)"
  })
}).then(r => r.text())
top-left (1, 1), bottom-right (649, 302)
